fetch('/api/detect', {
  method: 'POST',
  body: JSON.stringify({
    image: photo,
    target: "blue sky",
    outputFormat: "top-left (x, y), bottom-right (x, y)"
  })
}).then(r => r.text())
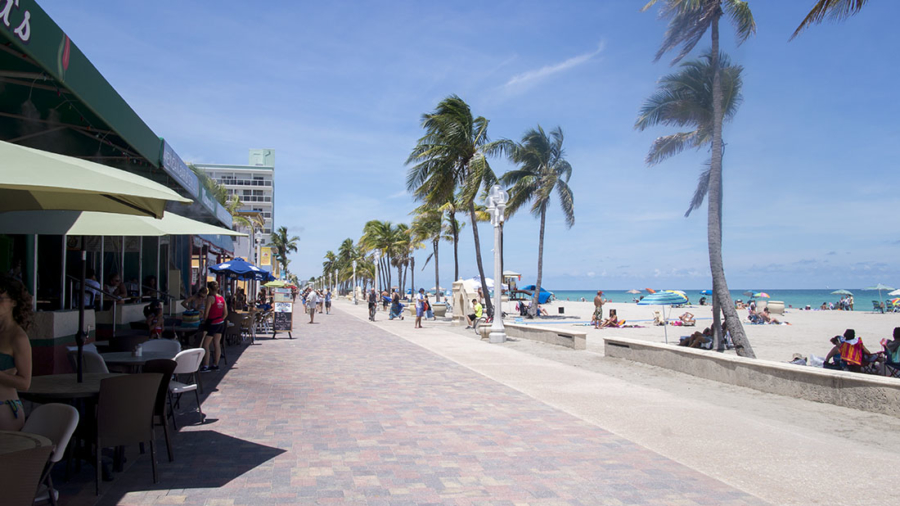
top-left (41, 1), bottom-right (900, 290)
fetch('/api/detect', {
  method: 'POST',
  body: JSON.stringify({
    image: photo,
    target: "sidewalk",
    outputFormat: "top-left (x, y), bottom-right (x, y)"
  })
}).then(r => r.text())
top-left (85, 302), bottom-right (770, 505)
top-left (349, 299), bottom-right (900, 506)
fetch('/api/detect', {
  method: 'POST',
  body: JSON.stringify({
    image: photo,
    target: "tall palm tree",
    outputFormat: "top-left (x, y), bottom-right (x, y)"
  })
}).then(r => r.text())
top-left (406, 95), bottom-right (508, 314)
top-left (360, 220), bottom-right (397, 291)
top-left (268, 226), bottom-right (300, 278)
top-left (792, 0), bottom-right (869, 39)
top-left (635, 51), bottom-right (743, 217)
top-left (643, 0), bottom-right (756, 358)
top-left (411, 208), bottom-right (445, 301)
top-left (188, 163), bottom-right (228, 205)
top-left (501, 126), bottom-right (575, 316)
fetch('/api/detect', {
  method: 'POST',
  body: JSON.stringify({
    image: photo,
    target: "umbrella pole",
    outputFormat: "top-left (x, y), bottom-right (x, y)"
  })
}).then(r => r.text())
top-left (662, 305), bottom-right (668, 344)
top-left (76, 247), bottom-right (86, 383)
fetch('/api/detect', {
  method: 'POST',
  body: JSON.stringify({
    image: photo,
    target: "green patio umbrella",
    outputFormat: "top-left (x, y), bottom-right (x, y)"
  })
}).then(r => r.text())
top-left (0, 140), bottom-right (190, 218)
top-left (265, 280), bottom-right (289, 288)
top-left (0, 210), bottom-right (245, 237)
top-left (830, 289), bottom-right (853, 296)
top-left (864, 283), bottom-right (896, 308)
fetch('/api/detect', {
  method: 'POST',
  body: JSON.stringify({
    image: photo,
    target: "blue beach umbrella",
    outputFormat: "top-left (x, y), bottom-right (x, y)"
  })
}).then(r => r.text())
top-left (638, 291), bottom-right (689, 344)
top-left (699, 290), bottom-right (712, 295)
top-left (209, 257), bottom-right (275, 282)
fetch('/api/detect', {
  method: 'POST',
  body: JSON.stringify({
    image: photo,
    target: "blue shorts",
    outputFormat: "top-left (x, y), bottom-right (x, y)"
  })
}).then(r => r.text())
top-left (416, 306), bottom-right (424, 317)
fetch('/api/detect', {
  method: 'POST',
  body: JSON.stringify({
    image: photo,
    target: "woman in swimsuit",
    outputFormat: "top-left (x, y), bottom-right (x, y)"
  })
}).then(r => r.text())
top-left (0, 274), bottom-right (33, 430)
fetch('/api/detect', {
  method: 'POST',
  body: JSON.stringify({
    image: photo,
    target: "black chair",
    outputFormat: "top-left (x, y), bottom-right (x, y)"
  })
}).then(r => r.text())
top-left (95, 373), bottom-right (162, 495)
top-left (142, 359), bottom-right (178, 462)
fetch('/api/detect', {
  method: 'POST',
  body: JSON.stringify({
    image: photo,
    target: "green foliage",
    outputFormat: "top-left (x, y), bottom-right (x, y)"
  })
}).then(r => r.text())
top-left (792, 0), bottom-right (869, 39)
top-left (643, 0), bottom-right (755, 65)
top-left (188, 163), bottom-right (228, 206)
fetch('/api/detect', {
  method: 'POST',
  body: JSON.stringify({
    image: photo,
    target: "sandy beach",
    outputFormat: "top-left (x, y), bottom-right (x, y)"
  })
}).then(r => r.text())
top-left (506, 299), bottom-right (900, 363)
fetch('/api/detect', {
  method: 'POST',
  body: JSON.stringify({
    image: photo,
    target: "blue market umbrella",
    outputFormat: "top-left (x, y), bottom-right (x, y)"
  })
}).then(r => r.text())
top-left (699, 290), bottom-right (712, 295)
top-left (209, 257), bottom-right (275, 282)
top-left (638, 291), bottom-right (689, 343)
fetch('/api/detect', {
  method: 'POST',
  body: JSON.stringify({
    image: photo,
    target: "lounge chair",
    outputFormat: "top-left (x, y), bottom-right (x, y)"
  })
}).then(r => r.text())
top-left (872, 300), bottom-right (885, 313)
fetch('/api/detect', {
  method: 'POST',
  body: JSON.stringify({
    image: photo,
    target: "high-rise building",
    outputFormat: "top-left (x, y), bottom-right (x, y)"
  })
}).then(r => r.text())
top-left (193, 149), bottom-right (275, 270)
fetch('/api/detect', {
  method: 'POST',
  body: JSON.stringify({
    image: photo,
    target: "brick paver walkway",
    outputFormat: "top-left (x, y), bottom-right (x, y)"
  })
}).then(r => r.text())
top-left (85, 307), bottom-right (766, 505)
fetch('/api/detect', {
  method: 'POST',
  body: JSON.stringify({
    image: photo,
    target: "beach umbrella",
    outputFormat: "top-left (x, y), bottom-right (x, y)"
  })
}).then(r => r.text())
top-left (754, 292), bottom-right (771, 299)
top-left (210, 257), bottom-right (275, 282)
top-left (645, 288), bottom-right (656, 294)
top-left (888, 289), bottom-right (900, 297)
top-left (699, 290), bottom-right (712, 295)
top-left (830, 289), bottom-right (853, 296)
top-left (742, 291), bottom-right (754, 297)
top-left (626, 289), bottom-right (642, 294)
top-left (264, 280), bottom-right (289, 288)
top-left (864, 283), bottom-right (896, 306)
top-left (638, 291), bottom-right (688, 344)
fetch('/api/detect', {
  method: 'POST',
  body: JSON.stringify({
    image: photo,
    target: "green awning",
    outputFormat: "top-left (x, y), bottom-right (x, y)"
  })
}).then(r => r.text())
top-left (0, 140), bottom-right (189, 217)
top-left (0, 210), bottom-right (245, 237)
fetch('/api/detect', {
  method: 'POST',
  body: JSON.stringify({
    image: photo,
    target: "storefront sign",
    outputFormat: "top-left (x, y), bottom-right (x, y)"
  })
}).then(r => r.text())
top-left (1, 0), bottom-right (31, 43)
top-left (260, 247), bottom-right (272, 266)
top-left (161, 142), bottom-right (200, 198)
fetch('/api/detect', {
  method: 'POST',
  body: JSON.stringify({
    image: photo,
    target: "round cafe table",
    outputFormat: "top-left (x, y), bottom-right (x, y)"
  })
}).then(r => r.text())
top-left (100, 351), bottom-right (178, 373)
top-left (20, 373), bottom-right (124, 402)
top-left (0, 430), bottom-right (52, 456)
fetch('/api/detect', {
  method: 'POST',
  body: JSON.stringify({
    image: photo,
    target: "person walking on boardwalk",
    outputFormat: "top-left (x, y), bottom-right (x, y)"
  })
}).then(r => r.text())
top-left (367, 288), bottom-right (378, 321)
top-left (325, 289), bottom-right (332, 315)
top-left (306, 289), bottom-right (319, 324)
top-left (414, 288), bottom-right (426, 328)
top-left (200, 281), bottom-right (228, 372)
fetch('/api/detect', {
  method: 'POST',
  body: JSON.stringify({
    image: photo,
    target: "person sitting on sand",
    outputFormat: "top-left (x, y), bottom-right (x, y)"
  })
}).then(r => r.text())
top-left (536, 304), bottom-right (549, 317)
top-left (599, 309), bottom-right (619, 328)
top-left (824, 329), bottom-right (881, 372)
top-left (759, 307), bottom-right (788, 325)
top-left (679, 328), bottom-right (712, 348)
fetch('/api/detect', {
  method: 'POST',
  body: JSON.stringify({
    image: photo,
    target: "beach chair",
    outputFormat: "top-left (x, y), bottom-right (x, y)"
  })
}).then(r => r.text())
top-left (872, 300), bottom-right (884, 313)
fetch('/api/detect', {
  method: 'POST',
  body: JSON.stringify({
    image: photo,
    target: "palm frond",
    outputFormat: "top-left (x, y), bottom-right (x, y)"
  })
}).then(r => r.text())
top-left (685, 161), bottom-right (711, 217)
top-left (791, 0), bottom-right (868, 40)
top-left (723, 0), bottom-right (757, 44)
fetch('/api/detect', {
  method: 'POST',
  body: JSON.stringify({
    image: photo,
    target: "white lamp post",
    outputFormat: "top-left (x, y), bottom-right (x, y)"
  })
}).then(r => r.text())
top-left (374, 251), bottom-right (381, 311)
top-left (352, 260), bottom-right (358, 305)
top-left (486, 185), bottom-right (508, 343)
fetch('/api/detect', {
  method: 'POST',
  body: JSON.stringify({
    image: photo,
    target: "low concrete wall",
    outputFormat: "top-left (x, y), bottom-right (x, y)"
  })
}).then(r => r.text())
top-left (604, 337), bottom-right (900, 417)
top-left (504, 323), bottom-right (586, 350)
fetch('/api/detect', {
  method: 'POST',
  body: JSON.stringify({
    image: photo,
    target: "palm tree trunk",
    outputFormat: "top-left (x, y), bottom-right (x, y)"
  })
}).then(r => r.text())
top-left (433, 239), bottom-right (440, 302)
top-left (709, 15), bottom-right (755, 358)
top-left (410, 257), bottom-right (415, 295)
top-left (531, 207), bottom-right (547, 317)
top-left (450, 210), bottom-right (460, 281)
top-left (469, 202), bottom-right (492, 314)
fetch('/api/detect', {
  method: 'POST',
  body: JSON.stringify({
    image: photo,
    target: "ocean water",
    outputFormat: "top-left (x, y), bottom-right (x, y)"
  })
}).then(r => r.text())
top-left (550, 289), bottom-right (889, 311)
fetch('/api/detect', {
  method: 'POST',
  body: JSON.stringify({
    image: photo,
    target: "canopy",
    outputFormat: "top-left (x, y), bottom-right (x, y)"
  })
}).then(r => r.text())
top-left (830, 289), bottom-right (853, 296)
top-left (0, 141), bottom-right (190, 218)
top-left (0, 210), bottom-right (243, 237)
top-left (264, 280), bottom-right (290, 288)
top-left (502, 270), bottom-right (521, 279)
top-left (209, 257), bottom-right (275, 282)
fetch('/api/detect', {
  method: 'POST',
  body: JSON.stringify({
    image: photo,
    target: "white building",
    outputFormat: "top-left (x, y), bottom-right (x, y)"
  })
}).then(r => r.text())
top-left (193, 149), bottom-right (275, 268)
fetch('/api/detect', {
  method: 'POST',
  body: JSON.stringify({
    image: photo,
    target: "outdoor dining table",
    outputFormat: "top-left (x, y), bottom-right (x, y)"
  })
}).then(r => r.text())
top-left (0, 430), bottom-right (52, 456)
top-left (101, 351), bottom-right (178, 372)
top-left (19, 373), bottom-right (124, 402)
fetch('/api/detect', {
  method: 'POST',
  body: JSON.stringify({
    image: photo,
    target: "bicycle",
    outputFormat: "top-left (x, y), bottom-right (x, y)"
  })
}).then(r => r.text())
top-left (473, 307), bottom-right (506, 335)
top-left (368, 303), bottom-right (377, 321)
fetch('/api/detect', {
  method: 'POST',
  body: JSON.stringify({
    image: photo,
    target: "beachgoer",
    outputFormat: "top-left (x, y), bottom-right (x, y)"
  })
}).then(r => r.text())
top-left (390, 290), bottom-right (404, 320)
top-left (0, 275), bottom-right (33, 431)
top-left (537, 304), bottom-right (549, 316)
top-left (599, 309), bottom-right (620, 328)
top-left (824, 329), bottom-right (881, 372)
top-left (679, 312), bottom-right (695, 326)
top-left (306, 290), bottom-right (319, 323)
top-left (415, 288), bottom-right (425, 328)
top-left (368, 288), bottom-right (378, 321)
top-left (848, 295), bottom-right (854, 311)
top-left (465, 299), bottom-right (482, 329)
top-left (325, 289), bottom-right (332, 314)
top-left (679, 328), bottom-right (713, 348)
top-left (143, 275), bottom-right (158, 299)
top-left (593, 291), bottom-right (604, 329)
top-left (200, 281), bottom-right (228, 372)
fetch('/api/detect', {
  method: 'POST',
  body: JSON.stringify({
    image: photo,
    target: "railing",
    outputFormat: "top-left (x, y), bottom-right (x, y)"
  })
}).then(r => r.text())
top-left (218, 179), bottom-right (272, 187)
top-left (235, 196), bottom-right (272, 203)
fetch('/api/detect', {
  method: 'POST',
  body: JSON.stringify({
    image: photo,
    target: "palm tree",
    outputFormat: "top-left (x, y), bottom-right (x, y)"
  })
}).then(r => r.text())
top-left (635, 52), bottom-right (743, 217)
top-left (643, 0), bottom-right (756, 358)
top-left (268, 226), bottom-right (300, 278)
top-left (406, 95), bottom-right (508, 314)
top-left (792, 0), bottom-right (869, 39)
top-left (501, 126), bottom-right (575, 316)
top-left (188, 163), bottom-right (228, 205)
top-left (360, 220), bottom-right (398, 291)
top-left (411, 208), bottom-right (445, 301)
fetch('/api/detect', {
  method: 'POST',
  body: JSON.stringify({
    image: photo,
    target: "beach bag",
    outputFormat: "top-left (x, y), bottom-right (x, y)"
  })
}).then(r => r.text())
top-left (181, 309), bottom-right (201, 327)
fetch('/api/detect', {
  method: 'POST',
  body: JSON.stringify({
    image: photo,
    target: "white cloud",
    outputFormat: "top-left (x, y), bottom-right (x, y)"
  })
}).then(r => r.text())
top-left (503, 42), bottom-right (604, 92)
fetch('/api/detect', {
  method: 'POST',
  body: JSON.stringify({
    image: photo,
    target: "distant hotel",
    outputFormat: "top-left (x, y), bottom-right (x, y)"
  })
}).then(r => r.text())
top-left (193, 149), bottom-right (276, 271)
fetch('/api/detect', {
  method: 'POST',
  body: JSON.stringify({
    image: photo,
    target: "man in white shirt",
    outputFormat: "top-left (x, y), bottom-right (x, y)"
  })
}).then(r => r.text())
top-left (306, 290), bottom-right (319, 324)
top-left (83, 268), bottom-right (102, 309)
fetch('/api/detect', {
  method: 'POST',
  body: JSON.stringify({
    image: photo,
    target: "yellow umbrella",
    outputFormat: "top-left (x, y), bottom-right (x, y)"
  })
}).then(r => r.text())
top-left (0, 210), bottom-right (244, 237)
top-left (0, 140), bottom-right (190, 218)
